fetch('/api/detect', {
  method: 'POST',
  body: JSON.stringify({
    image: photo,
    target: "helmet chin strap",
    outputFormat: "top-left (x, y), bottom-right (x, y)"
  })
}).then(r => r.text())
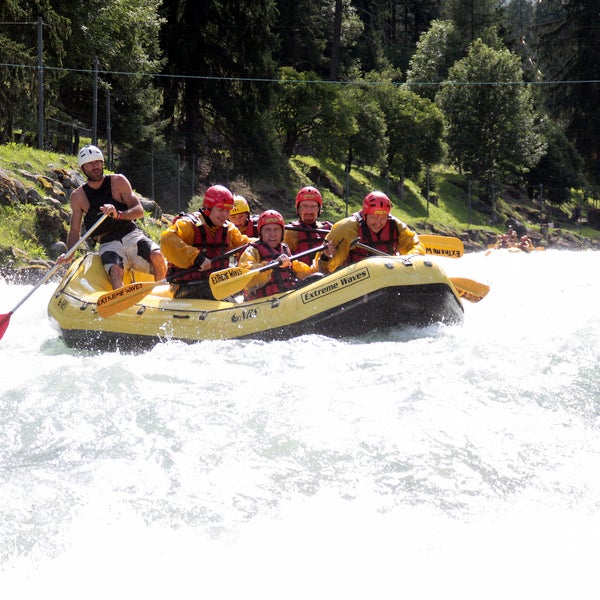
top-left (201, 208), bottom-right (215, 227)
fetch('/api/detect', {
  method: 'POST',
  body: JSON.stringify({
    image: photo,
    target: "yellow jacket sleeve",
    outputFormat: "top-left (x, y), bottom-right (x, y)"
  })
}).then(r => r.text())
top-left (238, 246), bottom-right (316, 292)
top-left (314, 217), bottom-right (359, 274)
top-left (292, 259), bottom-right (317, 279)
top-left (283, 229), bottom-right (299, 253)
top-left (226, 222), bottom-right (256, 250)
top-left (160, 217), bottom-right (255, 269)
top-left (238, 246), bottom-right (271, 290)
top-left (160, 218), bottom-right (199, 269)
top-left (395, 218), bottom-right (426, 256)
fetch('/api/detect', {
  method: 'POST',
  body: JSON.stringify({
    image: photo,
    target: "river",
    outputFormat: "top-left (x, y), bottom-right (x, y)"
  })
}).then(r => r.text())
top-left (1, 249), bottom-right (599, 599)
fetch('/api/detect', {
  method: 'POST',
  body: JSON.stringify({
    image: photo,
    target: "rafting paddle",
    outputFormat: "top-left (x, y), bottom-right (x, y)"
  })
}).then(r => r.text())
top-left (0, 214), bottom-right (109, 341)
top-left (419, 234), bottom-right (464, 258)
top-left (284, 225), bottom-right (331, 234)
top-left (352, 240), bottom-right (490, 303)
top-left (209, 243), bottom-right (329, 300)
top-left (285, 226), bottom-right (465, 258)
top-left (97, 243), bottom-right (250, 318)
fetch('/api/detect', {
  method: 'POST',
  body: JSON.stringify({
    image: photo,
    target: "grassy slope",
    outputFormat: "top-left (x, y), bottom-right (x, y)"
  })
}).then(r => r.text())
top-left (0, 144), bottom-right (597, 268)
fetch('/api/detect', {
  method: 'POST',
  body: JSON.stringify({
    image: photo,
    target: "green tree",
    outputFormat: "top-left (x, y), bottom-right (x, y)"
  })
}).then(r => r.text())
top-left (441, 0), bottom-right (504, 44)
top-left (343, 85), bottom-right (387, 170)
top-left (321, 83), bottom-right (388, 178)
top-left (526, 120), bottom-right (585, 204)
top-left (54, 0), bottom-right (164, 146)
top-left (368, 76), bottom-right (444, 180)
top-left (504, 0), bottom-right (535, 45)
top-left (405, 20), bottom-right (463, 101)
top-left (351, 0), bottom-right (442, 74)
top-left (158, 0), bottom-right (280, 177)
top-left (503, 0), bottom-right (540, 83)
top-left (271, 67), bottom-right (350, 158)
top-left (436, 39), bottom-right (546, 194)
top-left (273, 0), bottom-right (364, 80)
top-left (0, 1), bottom-right (68, 144)
top-left (532, 0), bottom-right (600, 183)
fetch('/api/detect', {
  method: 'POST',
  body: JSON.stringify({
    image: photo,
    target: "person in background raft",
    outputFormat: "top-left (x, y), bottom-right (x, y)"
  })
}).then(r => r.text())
top-left (57, 144), bottom-right (167, 289)
top-left (238, 210), bottom-right (333, 301)
top-left (229, 194), bottom-right (259, 237)
top-left (160, 185), bottom-right (255, 299)
top-left (315, 190), bottom-right (425, 274)
top-left (283, 186), bottom-right (333, 264)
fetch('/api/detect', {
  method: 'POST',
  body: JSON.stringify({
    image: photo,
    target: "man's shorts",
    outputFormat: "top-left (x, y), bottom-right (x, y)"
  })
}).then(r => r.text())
top-left (100, 229), bottom-right (160, 275)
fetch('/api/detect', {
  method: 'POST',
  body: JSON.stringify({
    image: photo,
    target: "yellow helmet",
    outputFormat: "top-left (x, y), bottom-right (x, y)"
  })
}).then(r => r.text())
top-left (230, 194), bottom-right (250, 216)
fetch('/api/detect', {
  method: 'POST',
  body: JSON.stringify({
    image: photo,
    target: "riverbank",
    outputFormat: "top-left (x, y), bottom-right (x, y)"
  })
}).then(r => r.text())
top-left (1, 145), bottom-right (599, 285)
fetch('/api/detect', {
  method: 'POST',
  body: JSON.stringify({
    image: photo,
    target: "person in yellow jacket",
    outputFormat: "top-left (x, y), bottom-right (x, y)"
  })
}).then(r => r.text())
top-left (161, 184), bottom-right (256, 299)
top-left (283, 186), bottom-right (333, 264)
top-left (239, 210), bottom-right (331, 301)
top-left (315, 190), bottom-right (425, 274)
top-left (229, 194), bottom-right (259, 237)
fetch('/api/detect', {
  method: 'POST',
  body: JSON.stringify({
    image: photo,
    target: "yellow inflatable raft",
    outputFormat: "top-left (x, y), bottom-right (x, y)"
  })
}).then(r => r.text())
top-left (47, 253), bottom-right (464, 350)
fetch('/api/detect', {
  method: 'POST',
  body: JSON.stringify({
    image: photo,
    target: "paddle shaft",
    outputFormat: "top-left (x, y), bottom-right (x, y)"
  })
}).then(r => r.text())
top-left (0, 213), bottom-right (110, 340)
top-left (5, 214), bottom-right (109, 316)
top-left (96, 243), bottom-right (250, 318)
top-left (166, 243), bottom-right (249, 283)
top-left (352, 240), bottom-right (489, 303)
top-left (286, 227), bottom-right (464, 258)
top-left (285, 225), bottom-right (330, 235)
top-left (244, 243), bottom-right (328, 276)
top-left (209, 243), bottom-right (328, 300)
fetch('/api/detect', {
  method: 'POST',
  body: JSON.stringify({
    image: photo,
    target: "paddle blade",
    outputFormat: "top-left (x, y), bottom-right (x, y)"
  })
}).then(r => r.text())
top-left (209, 266), bottom-right (255, 300)
top-left (450, 277), bottom-right (490, 303)
top-left (97, 281), bottom-right (161, 318)
top-left (0, 312), bottom-right (12, 341)
top-left (419, 234), bottom-right (464, 258)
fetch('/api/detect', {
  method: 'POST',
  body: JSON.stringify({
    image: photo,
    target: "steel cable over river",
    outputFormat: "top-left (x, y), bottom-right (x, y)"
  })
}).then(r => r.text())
top-left (1, 249), bottom-right (599, 599)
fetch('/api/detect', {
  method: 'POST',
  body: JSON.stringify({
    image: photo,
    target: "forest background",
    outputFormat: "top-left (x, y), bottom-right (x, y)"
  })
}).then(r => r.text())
top-left (2, 0), bottom-right (600, 267)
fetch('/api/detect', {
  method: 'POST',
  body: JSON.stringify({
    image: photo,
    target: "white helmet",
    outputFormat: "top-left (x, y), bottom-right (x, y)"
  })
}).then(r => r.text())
top-left (78, 144), bottom-right (104, 167)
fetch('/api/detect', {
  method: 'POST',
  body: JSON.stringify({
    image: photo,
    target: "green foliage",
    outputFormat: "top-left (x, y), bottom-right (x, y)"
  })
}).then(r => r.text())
top-left (406, 20), bottom-right (463, 101)
top-left (0, 205), bottom-right (47, 263)
top-left (55, 0), bottom-right (165, 144)
top-left (527, 119), bottom-right (585, 203)
top-left (272, 68), bottom-right (355, 158)
top-left (2, 0), bottom-right (599, 208)
top-left (0, 142), bottom-right (73, 173)
top-left (436, 39), bottom-right (546, 190)
top-left (441, 0), bottom-right (505, 45)
top-left (532, 0), bottom-right (600, 182)
top-left (370, 81), bottom-right (445, 179)
top-left (346, 86), bottom-right (388, 169)
top-left (0, 1), bottom-right (69, 144)
top-left (158, 0), bottom-right (279, 176)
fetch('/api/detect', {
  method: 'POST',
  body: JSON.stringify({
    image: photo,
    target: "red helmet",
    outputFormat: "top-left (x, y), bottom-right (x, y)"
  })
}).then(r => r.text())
top-left (362, 191), bottom-right (391, 215)
top-left (202, 185), bottom-right (234, 211)
top-left (295, 186), bottom-right (322, 209)
top-left (257, 209), bottom-right (285, 234)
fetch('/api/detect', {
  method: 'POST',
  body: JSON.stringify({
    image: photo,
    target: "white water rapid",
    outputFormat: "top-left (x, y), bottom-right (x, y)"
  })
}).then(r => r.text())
top-left (1, 249), bottom-right (599, 599)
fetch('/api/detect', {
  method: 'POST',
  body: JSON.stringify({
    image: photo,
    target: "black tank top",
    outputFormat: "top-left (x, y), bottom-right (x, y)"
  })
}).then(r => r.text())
top-left (82, 176), bottom-right (136, 241)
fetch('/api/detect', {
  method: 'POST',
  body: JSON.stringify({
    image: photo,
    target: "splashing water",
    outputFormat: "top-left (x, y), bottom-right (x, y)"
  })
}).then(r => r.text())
top-left (1, 250), bottom-right (599, 599)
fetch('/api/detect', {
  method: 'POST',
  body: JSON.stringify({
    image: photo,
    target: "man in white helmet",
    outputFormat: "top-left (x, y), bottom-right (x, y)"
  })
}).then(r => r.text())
top-left (58, 144), bottom-right (166, 288)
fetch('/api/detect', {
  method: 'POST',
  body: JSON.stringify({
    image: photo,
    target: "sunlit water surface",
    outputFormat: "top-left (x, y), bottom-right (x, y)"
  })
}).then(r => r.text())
top-left (1, 249), bottom-right (599, 599)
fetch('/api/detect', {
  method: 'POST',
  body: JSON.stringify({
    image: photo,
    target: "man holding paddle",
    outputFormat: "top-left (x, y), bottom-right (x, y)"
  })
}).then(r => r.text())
top-left (160, 184), bottom-right (256, 299)
top-left (315, 190), bottom-right (425, 273)
top-left (58, 144), bottom-right (167, 289)
top-left (238, 210), bottom-right (332, 301)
